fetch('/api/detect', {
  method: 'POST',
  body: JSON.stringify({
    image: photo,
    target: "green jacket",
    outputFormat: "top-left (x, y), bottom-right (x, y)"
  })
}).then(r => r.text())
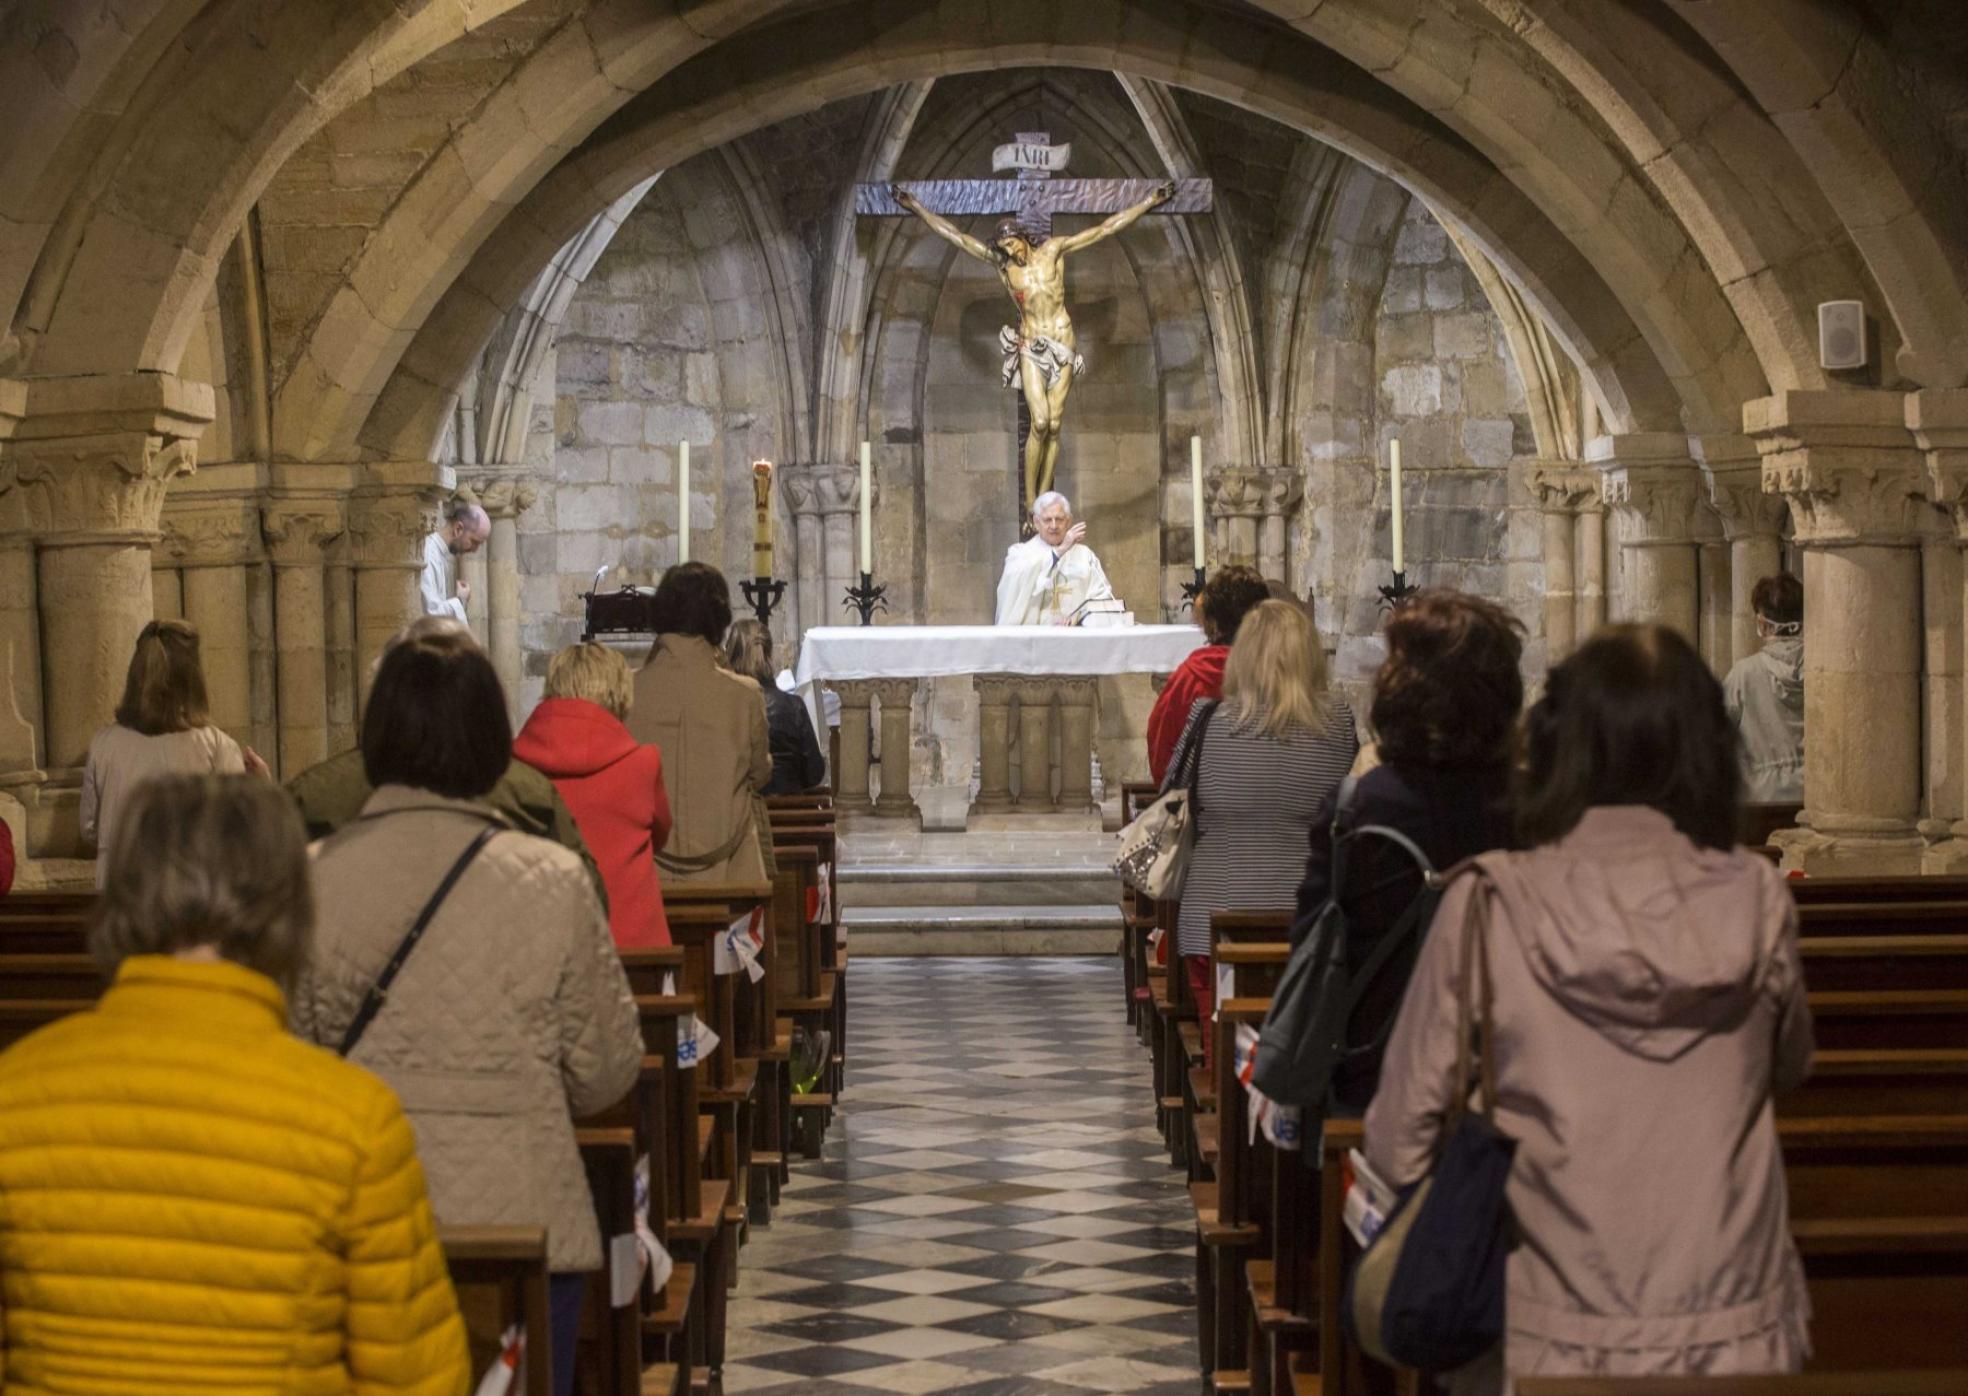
top-left (285, 749), bottom-right (608, 912)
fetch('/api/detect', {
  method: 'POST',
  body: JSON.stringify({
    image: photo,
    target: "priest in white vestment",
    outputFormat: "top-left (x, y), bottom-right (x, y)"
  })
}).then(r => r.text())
top-left (995, 491), bottom-right (1118, 626)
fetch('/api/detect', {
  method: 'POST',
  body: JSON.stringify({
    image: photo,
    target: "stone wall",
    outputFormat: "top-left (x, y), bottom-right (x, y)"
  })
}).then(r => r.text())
top-left (1328, 198), bottom-right (1541, 688)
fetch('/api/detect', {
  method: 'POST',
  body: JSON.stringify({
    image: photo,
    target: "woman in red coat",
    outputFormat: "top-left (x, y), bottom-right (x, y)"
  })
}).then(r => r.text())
top-left (1146, 565), bottom-right (1271, 783)
top-left (514, 643), bottom-right (672, 947)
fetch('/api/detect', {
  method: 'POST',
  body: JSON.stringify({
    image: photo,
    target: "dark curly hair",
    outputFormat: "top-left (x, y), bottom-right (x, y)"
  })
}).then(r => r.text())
top-left (650, 561), bottom-right (734, 645)
top-left (1196, 565), bottom-right (1270, 646)
top-left (1751, 572), bottom-right (1802, 627)
top-left (1370, 590), bottom-right (1524, 769)
top-left (1514, 623), bottom-right (1740, 851)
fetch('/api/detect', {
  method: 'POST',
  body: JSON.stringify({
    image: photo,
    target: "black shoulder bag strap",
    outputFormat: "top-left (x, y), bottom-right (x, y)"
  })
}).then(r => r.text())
top-left (338, 823), bottom-right (500, 1058)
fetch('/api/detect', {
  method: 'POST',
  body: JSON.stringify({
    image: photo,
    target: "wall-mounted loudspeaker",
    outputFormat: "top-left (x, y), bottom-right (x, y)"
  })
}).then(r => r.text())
top-left (1819, 300), bottom-right (1866, 371)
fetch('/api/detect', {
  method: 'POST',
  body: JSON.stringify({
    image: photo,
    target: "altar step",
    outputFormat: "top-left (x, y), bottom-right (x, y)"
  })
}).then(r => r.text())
top-left (842, 904), bottom-right (1122, 956)
top-left (840, 861), bottom-right (1120, 908)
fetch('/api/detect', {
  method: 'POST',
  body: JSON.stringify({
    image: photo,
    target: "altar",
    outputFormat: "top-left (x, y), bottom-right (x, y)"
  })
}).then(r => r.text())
top-left (794, 624), bottom-right (1205, 823)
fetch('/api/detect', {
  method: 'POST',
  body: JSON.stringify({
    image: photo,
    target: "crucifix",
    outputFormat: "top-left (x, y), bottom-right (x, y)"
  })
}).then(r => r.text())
top-left (857, 132), bottom-right (1212, 522)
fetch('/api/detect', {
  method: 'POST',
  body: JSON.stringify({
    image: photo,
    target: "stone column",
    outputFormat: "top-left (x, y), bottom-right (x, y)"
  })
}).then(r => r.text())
top-left (160, 468), bottom-right (266, 753)
top-left (1697, 525), bottom-right (1732, 675)
top-left (3, 374), bottom-right (213, 771)
top-left (324, 533), bottom-right (357, 754)
top-left (0, 538), bottom-right (40, 784)
top-left (1014, 680), bottom-right (1057, 811)
top-left (781, 463), bottom-right (862, 639)
top-left (1704, 438), bottom-right (1788, 668)
top-left (1751, 389), bottom-right (1927, 873)
top-left (1055, 677), bottom-right (1098, 813)
top-left (152, 561), bottom-right (183, 619)
top-left (262, 499), bottom-right (346, 777)
top-left (347, 462), bottom-right (450, 706)
top-left (833, 681), bottom-right (875, 811)
top-left (1526, 465), bottom-right (1594, 661)
top-left (1909, 388), bottom-right (1968, 871)
top-left (1920, 522), bottom-right (1964, 849)
top-left (475, 477), bottom-right (538, 706)
top-left (872, 677), bottom-right (917, 820)
top-left (972, 675), bottom-right (1015, 813)
top-left (1590, 434), bottom-right (1704, 642)
top-left (1575, 499), bottom-right (1608, 640)
top-left (1205, 466), bottom-right (1302, 582)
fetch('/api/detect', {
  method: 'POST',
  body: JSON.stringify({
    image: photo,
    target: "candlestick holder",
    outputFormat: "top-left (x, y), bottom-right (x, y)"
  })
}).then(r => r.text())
top-left (741, 574), bottom-right (786, 626)
top-left (1377, 569), bottom-right (1418, 610)
top-left (844, 570), bottom-right (888, 626)
top-left (1178, 565), bottom-right (1206, 614)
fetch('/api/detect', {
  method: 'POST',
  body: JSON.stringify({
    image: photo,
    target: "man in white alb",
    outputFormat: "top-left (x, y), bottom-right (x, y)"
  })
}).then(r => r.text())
top-left (995, 491), bottom-right (1118, 626)
top-left (421, 497), bottom-right (490, 622)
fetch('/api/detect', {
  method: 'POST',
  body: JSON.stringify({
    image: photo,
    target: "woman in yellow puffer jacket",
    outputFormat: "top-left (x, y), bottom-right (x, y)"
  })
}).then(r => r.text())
top-left (0, 774), bottom-right (469, 1394)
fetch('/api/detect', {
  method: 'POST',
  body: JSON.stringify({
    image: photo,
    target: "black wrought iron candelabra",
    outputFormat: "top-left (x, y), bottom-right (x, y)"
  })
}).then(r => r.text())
top-left (1377, 569), bottom-right (1418, 610)
top-left (1179, 565), bottom-right (1205, 614)
top-left (741, 574), bottom-right (786, 627)
top-left (844, 571), bottom-right (888, 626)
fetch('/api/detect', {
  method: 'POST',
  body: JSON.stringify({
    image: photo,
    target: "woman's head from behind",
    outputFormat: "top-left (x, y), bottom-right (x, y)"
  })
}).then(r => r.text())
top-left (90, 774), bottom-right (313, 987)
top-left (362, 628), bottom-right (511, 799)
top-left (723, 619), bottom-right (776, 688)
top-left (1516, 624), bottom-right (1738, 851)
top-left (1221, 599), bottom-right (1332, 740)
top-left (1196, 565), bottom-right (1269, 647)
top-left (545, 642), bottom-right (633, 720)
top-left (651, 562), bottom-right (734, 646)
top-left (115, 620), bottom-right (210, 736)
top-left (1372, 590), bottom-right (1525, 769)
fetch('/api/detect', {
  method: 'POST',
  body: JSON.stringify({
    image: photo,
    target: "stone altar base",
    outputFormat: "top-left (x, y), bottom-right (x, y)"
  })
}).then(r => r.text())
top-left (837, 814), bottom-right (1123, 957)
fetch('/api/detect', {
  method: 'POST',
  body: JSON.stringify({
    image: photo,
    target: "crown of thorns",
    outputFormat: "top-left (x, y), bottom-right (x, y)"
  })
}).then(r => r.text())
top-left (994, 218), bottom-right (1041, 245)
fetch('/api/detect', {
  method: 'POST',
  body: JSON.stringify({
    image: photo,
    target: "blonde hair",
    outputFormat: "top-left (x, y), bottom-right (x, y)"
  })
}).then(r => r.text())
top-left (1221, 599), bottom-right (1333, 740)
top-left (722, 619), bottom-right (776, 689)
top-left (114, 619), bottom-right (210, 736)
top-left (544, 642), bottom-right (633, 719)
top-left (89, 775), bottom-right (313, 988)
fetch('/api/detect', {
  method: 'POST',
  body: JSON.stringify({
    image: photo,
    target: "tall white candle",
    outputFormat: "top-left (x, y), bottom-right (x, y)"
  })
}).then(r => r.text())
top-left (1390, 437), bottom-right (1404, 574)
top-left (1190, 434), bottom-right (1206, 570)
top-left (859, 441), bottom-right (873, 576)
top-left (678, 439), bottom-right (690, 564)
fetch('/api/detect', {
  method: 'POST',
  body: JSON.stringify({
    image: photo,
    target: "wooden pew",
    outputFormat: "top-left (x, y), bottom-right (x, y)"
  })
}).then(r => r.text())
top-left (440, 1225), bottom-right (554, 1396)
top-left (763, 810), bottom-right (846, 1159)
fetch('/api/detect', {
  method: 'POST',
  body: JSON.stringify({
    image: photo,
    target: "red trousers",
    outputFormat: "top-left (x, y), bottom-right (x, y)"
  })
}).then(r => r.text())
top-left (1185, 954), bottom-right (1212, 1071)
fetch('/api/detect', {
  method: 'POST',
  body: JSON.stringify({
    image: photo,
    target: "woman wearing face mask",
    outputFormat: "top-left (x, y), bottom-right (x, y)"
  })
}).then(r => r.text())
top-left (1722, 572), bottom-right (1804, 803)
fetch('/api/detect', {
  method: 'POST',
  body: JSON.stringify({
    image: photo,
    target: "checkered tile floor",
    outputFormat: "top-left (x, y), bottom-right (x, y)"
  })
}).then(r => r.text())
top-left (725, 956), bottom-right (1199, 1395)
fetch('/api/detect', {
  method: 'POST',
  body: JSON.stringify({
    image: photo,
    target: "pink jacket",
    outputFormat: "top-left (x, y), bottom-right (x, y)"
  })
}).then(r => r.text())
top-left (1366, 806), bottom-right (1814, 1386)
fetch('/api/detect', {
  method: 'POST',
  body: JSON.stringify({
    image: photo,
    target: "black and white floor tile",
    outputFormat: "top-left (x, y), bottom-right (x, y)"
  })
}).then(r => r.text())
top-left (725, 956), bottom-right (1200, 1395)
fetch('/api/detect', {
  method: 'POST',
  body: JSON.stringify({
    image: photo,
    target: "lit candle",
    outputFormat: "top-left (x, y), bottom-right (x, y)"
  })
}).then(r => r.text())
top-left (1190, 434), bottom-right (1206, 570)
top-left (678, 439), bottom-right (691, 564)
top-left (751, 460), bottom-right (774, 577)
top-left (859, 441), bottom-right (873, 576)
top-left (1390, 437), bottom-right (1404, 575)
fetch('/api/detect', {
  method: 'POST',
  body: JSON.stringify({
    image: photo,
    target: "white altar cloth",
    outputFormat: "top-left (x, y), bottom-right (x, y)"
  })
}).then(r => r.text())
top-left (792, 624), bottom-right (1206, 730)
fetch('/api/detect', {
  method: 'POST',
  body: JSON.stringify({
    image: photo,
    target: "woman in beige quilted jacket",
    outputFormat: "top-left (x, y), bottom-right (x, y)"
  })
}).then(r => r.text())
top-left (295, 627), bottom-right (642, 1396)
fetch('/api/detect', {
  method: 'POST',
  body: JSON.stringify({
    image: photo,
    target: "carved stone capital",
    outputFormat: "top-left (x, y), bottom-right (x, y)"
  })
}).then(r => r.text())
top-left (262, 499), bottom-right (349, 567)
top-left (870, 677), bottom-right (919, 706)
top-left (973, 674), bottom-right (1019, 705)
top-left (1523, 462), bottom-right (1598, 514)
top-left (460, 470), bottom-right (540, 521)
top-left (1014, 678), bottom-right (1059, 707)
top-left (1054, 676), bottom-right (1099, 708)
top-left (1586, 434), bottom-right (1707, 544)
top-left (1204, 465), bottom-right (1301, 521)
top-left (159, 497), bottom-right (264, 568)
top-left (780, 462), bottom-right (865, 518)
top-left (347, 461), bottom-right (451, 570)
top-left (0, 373), bottom-right (213, 540)
top-left (1746, 391), bottom-right (1924, 546)
top-left (1703, 466), bottom-right (1787, 541)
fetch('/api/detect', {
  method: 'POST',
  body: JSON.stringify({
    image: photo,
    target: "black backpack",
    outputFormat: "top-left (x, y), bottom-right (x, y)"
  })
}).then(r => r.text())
top-left (1251, 780), bottom-right (1445, 1111)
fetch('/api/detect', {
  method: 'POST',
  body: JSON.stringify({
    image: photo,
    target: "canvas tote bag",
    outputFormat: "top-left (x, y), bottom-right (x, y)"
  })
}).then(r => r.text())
top-left (1345, 866), bottom-right (1516, 1371)
top-left (1112, 700), bottom-right (1217, 899)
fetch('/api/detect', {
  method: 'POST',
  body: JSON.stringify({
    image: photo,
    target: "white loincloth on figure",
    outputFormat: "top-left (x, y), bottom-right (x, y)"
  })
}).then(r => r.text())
top-left (1000, 325), bottom-right (1085, 390)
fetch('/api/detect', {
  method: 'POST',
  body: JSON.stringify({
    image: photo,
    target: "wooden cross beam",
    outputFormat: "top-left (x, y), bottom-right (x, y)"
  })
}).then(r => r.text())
top-left (855, 129), bottom-right (1211, 240)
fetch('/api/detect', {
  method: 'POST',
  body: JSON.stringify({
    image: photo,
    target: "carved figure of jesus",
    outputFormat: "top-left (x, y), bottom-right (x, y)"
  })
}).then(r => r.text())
top-left (891, 180), bottom-right (1174, 516)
